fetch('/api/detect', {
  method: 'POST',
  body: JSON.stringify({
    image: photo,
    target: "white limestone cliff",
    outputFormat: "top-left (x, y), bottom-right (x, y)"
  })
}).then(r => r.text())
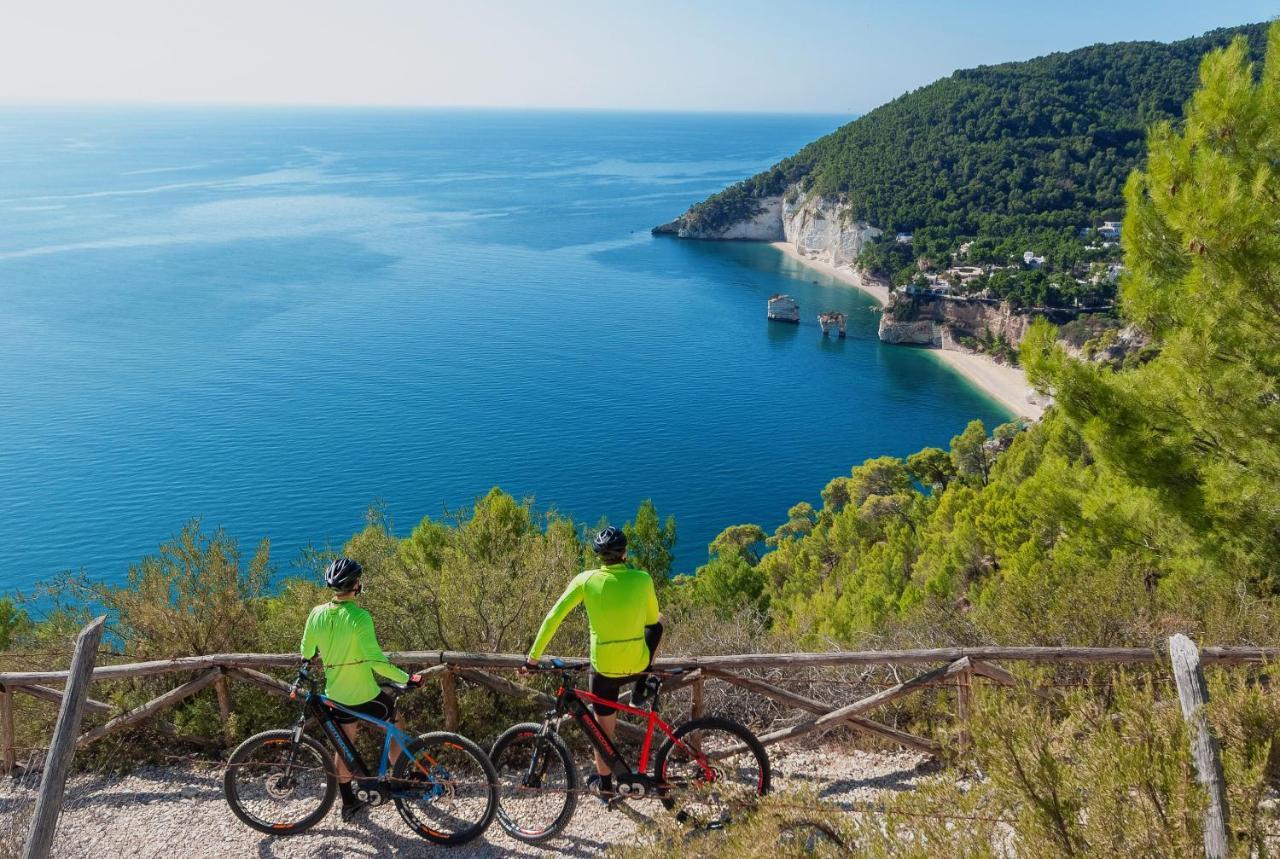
top-left (781, 193), bottom-right (881, 266)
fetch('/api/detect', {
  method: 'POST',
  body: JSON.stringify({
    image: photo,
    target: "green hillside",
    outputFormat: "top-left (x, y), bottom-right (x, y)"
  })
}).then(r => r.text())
top-left (671, 25), bottom-right (1280, 649)
top-left (674, 23), bottom-right (1269, 272)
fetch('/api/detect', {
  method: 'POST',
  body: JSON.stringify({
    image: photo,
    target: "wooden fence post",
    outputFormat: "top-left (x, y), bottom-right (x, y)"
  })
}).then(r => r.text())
top-left (440, 669), bottom-right (460, 732)
top-left (1, 684), bottom-right (15, 774)
top-left (22, 615), bottom-right (105, 859)
top-left (955, 662), bottom-right (973, 752)
top-left (214, 670), bottom-right (234, 746)
top-left (1169, 633), bottom-right (1230, 859)
top-left (691, 675), bottom-right (705, 721)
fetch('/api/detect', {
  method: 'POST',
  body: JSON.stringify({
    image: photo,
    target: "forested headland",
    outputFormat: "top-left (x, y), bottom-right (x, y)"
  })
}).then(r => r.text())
top-left (673, 22), bottom-right (1271, 310)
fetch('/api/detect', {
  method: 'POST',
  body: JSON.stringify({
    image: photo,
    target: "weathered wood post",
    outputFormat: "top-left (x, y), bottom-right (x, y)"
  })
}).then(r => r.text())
top-left (1169, 633), bottom-right (1230, 859)
top-left (1, 683), bottom-right (15, 773)
top-left (22, 616), bottom-right (105, 859)
top-left (214, 669), bottom-right (234, 745)
top-left (440, 669), bottom-right (460, 732)
top-left (691, 676), bottom-right (705, 721)
top-left (955, 662), bottom-right (973, 752)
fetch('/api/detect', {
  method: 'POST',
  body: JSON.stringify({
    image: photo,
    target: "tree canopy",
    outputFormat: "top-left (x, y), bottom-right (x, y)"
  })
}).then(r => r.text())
top-left (677, 22), bottom-right (1270, 302)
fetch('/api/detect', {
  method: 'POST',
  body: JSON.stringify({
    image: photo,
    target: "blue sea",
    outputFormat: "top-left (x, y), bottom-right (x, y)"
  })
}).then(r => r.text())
top-left (0, 107), bottom-right (1008, 595)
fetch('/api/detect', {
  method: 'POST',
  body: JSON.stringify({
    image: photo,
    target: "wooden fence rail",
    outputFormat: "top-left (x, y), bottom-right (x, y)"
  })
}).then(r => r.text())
top-left (1, 642), bottom-right (1275, 774)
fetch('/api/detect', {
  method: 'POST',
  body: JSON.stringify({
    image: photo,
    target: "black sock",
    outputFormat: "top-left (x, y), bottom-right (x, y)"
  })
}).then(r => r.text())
top-left (598, 775), bottom-right (613, 792)
top-left (339, 781), bottom-right (358, 805)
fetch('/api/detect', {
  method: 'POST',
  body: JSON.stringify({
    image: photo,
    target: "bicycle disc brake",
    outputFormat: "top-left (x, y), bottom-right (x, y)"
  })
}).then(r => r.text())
top-left (265, 771), bottom-right (297, 799)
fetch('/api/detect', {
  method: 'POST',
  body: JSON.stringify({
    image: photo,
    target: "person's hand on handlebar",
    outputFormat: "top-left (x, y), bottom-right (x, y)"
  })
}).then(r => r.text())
top-left (518, 658), bottom-right (541, 676)
top-left (407, 672), bottom-right (426, 688)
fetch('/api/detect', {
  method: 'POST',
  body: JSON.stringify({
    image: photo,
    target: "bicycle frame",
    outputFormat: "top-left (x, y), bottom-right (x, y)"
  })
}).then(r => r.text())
top-left (302, 692), bottom-right (413, 782)
top-left (281, 681), bottom-right (441, 803)
top-left (542, 672), bottom-right (715, 784)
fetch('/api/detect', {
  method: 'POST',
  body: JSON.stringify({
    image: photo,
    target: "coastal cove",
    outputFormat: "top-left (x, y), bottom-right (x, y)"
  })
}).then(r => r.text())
top-left (0, 107), bottom-right (1011, 592)
top-left (770, 241), bottom-right (1043, 419)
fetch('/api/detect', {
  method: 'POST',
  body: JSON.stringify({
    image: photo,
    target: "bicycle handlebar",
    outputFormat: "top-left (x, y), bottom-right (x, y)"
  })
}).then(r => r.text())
top-left (533, 658), bottom-right (590, 672)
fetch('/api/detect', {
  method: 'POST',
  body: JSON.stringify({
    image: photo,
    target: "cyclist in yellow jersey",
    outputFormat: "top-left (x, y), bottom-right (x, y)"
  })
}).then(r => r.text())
top-left (522, 526), bottom-right (663, 801)
top-left (301, 557), bottom-right (421, 820)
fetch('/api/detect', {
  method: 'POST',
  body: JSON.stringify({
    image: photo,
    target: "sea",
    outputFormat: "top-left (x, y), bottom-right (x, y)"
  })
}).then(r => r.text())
top-left (0, 107), bottom-right (1009, 596)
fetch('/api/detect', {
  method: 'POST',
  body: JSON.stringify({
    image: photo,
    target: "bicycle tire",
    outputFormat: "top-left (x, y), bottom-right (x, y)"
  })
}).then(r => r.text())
top-left (654, 715), bottom-right (771, 828)
top-left (392, 731), bottom-right (499, 846)
top-left (490, 722), bottom-right (579, 843)
top-left (224, 729), bottom-right (337, 835)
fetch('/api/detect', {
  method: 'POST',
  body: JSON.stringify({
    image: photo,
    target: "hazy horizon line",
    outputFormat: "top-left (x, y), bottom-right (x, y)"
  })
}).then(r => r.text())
top-left (0, 97), bottom-right (862, 118)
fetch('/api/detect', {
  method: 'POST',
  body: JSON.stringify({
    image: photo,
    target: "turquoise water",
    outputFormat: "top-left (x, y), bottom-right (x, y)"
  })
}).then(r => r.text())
top-left (0, 107), bottom-right (1008, 593)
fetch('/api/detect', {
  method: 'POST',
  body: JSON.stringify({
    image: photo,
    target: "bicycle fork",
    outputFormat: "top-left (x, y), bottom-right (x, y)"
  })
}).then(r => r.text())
top-left (521, 721), bottom-right (557, 789)
top-left (274, 718), bottom-right (309, 791)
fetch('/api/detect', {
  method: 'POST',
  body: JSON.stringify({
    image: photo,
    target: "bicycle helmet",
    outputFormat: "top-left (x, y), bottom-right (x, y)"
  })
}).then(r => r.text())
top-left (592, 526), bottom-right (627, 556)
top-left (324, 557), bottom-right (363, 591)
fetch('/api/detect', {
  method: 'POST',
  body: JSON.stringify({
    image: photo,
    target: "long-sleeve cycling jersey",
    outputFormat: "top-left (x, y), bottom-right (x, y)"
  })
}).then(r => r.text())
top-left (300, 600), bottom-right (409, 705)
top-left (528, 563), bottom-right (660, 677)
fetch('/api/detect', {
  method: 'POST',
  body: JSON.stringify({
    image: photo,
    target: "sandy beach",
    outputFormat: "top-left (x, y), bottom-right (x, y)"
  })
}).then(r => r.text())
top-left (770, 241), bottom-right (1045, 420)
top-left (771, 241), bottom-right (891, 307)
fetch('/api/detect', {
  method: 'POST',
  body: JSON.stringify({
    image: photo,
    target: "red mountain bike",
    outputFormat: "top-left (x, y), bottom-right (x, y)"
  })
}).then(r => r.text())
top-left (489, 659), bottom-right (770, 842)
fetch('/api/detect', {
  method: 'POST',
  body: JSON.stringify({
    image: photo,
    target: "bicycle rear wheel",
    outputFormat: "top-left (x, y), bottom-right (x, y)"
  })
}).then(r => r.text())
top-left (654, 716), bottom-right (770, 829)
top-left (489, 723), bottom-right (578, 843)
top-left (392, 732), bottom-right (498, 846)
top-left (224, 729), bottom-right (336, 834)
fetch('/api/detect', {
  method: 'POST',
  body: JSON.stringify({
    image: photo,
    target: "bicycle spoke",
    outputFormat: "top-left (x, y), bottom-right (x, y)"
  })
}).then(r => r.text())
top-left (661, 723), bottom-right (768, 829)
top-left (393, 735), bottom-right (494, 844)
top-left (492, 728), bottom-right (576, 842)
top-left (226, 734), bottom-right (333, 832)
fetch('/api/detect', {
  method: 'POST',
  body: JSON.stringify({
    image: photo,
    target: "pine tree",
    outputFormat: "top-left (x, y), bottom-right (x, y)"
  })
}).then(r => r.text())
top-left (1025, 23), bottom-right (1280, 586)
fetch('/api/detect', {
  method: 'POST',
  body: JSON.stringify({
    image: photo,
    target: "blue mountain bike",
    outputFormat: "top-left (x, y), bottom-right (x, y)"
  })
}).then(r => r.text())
top-left (223, 662), bottom-right (498, 846)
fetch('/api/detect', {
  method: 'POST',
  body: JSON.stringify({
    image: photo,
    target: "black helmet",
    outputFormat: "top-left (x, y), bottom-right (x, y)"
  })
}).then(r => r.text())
top-left (592, 526), bottom-right (627, 556)
top-left (325, 557), bottom-right (363, 591)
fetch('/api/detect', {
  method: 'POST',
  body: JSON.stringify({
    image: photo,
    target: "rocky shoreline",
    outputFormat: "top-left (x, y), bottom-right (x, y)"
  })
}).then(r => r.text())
top-left (657, 190), bottom-right (1046, 420)
top-left (773, 240), bottom-right (1045, 420)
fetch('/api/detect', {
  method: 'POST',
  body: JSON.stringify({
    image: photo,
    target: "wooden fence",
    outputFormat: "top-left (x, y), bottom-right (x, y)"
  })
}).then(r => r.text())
top-left (2, 643), bottom-right (1275, 773)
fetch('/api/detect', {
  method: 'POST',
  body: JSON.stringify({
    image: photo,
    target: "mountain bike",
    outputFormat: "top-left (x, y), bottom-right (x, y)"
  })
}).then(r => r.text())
top-left (223, 661), bottom-right (498, 846)
top-left (489, 659), bottom-right (770, 842)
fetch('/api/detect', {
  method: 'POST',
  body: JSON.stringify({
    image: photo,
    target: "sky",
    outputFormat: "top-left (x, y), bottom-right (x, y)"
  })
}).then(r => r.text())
top-left (1, 1), bottom-right (1276, 113)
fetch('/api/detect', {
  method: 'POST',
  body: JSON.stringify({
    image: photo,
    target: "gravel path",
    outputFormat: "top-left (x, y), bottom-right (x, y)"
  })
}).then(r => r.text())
top-left (1, 746), bottom-right (932, 857)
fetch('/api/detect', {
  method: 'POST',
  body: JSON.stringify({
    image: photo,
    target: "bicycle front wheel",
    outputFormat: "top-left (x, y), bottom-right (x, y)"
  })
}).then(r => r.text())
top-left (655, 716), bottom-right (771, 829)
top-left (392, 732), bottom-right (499, 846)
top-left (223, 729), bottom-right (336, 835)
top-left (490, 722), bottom-right (578, 843)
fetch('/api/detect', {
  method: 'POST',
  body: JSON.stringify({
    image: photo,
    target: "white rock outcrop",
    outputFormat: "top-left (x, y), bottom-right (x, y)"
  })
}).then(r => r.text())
top-left (716, 196), bottom-right (785, 240)
top-left (781, 192), bottom-right (881, 266)
top-left (653, 196), bottom-right (785, 240)
top-left (767, 294), bottom-right (800, 323)
top-left (655, 187), bottom-right (882, 255)
top-left (877, 316), bottom-right (937, 345)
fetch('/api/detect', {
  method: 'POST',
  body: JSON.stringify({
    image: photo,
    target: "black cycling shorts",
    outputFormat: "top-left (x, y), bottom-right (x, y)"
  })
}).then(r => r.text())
top-left (589, 672), bottom-right (642, 717)
top-left (330, 690), bottom-right (396, 725)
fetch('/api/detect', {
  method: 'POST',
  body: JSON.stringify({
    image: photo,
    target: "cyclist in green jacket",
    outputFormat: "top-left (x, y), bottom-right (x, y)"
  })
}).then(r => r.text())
top-left (522, 526), bottom-right (664, 801)
top-left (301, 557), bottom-right (417, 820)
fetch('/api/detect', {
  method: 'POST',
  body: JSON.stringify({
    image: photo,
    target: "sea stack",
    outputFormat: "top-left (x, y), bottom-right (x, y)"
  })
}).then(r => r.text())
top-left (767, 294), bottom-right (800, 323)
top-left (818, 311), bottom-right (847, 338)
